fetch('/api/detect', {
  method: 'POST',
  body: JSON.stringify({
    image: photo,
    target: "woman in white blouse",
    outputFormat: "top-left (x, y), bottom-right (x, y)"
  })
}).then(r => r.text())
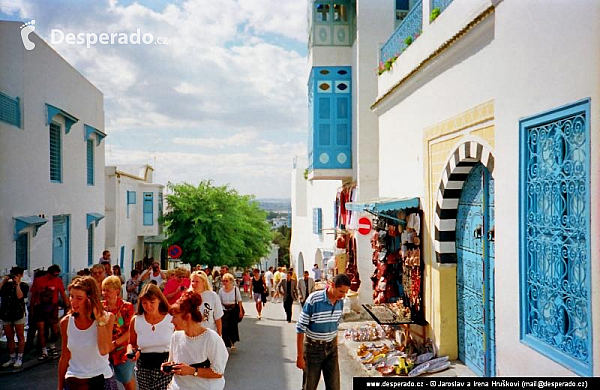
top-left (128, 283), bottom-right (174, 390)
top-left (217, 273), bottom-right (243, 350)
top-left (188, 271), bottom-right (223, 336)
top-left (162, 291), bottom-right (228, 390)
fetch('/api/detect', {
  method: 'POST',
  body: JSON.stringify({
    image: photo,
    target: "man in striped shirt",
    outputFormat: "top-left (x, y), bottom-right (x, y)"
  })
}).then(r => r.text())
top-left (296, 274), bottom-right (351, 390)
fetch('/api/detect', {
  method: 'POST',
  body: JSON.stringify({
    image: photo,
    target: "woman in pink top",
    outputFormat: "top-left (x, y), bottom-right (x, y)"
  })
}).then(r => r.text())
top-left (163, 268), bottom-right (190, 305)
top-left (242, 271), bottom-right (251, 298)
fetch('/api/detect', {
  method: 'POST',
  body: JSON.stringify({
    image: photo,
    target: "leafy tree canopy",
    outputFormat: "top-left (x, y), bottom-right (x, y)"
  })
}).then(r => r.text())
top-left (161, 181), bottom-right (273, 268)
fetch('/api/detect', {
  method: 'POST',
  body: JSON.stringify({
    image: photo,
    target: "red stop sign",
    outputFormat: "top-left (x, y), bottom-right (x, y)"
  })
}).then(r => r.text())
top-left (358, 217), bottom-right (372, 235)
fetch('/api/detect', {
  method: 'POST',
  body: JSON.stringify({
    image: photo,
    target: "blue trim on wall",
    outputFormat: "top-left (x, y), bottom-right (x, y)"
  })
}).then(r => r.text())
top-left (46, 103), bottom-right (78, 133)
top-left (519, 98), bottom-right (592, 377)
top-left (84, 124), bottom-right (107, 146)
top-left (13, 215), bottom-right (47, 240)
top-left (86, 212), bottom-right (105, 228)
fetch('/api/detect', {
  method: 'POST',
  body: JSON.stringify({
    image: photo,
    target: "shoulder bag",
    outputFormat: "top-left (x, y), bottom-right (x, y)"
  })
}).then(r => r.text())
top-left (235, 287), bottom-right (245, 322)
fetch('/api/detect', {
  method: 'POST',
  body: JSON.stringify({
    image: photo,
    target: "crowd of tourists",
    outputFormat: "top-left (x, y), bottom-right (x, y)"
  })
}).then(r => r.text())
top-left (1, 254), bottom-right (350, 390)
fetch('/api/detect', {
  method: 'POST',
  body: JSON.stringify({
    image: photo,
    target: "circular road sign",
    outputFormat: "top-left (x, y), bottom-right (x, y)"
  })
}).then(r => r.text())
top-left (168, 245), bottom-right (182, 259)
top-left (358, 217), bottom-right (372, 235)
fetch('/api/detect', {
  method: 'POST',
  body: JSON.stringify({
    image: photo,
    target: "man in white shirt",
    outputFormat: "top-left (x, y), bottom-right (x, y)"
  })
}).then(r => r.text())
top-left (264, 267), bottom-right (274, 301)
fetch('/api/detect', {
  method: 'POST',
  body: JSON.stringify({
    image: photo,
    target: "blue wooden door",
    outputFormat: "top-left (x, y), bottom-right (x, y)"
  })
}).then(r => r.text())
top-left (52, 215), bottom-right (70, 285)
top-left (456, 163), bottom-right (495, 376)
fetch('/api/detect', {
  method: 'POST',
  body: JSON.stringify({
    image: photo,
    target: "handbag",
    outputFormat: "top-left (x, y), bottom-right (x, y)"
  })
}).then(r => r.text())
top-left (235, 287), bottom-right (245, 323)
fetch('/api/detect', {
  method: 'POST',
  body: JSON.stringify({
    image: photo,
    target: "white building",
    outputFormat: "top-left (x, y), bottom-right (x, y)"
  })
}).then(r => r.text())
top-left (104, 165), bottom-right (164, 278)
top-left (0, 21), bottom-right (106, 283)
top-left (291, 0), bottom-right (600, 378)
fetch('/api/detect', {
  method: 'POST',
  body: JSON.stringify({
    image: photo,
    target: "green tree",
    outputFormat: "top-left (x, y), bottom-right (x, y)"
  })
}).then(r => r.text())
top-left (272, 225), bottom-right (291, 267)
top-left (161, 181), bottom-right (272, 268)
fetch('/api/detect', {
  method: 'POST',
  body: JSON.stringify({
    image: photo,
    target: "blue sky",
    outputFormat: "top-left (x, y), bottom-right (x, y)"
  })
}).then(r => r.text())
top-left (1, 0), bottom-right (308, 198)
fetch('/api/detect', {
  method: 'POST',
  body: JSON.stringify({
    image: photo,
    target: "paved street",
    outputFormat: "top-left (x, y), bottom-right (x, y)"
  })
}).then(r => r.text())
top-left (0, 297), bottom-right (364, 389)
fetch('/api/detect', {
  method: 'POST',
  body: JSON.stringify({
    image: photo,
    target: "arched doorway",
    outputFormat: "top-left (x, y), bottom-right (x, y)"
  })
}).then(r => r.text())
top-left (455, 162), bottom-right (495, 377)
top-left (297, 252), bottom-right (305, 279)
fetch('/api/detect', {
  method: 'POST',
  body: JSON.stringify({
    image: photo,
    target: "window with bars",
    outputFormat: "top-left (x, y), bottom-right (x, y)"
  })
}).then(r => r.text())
top-left (87, 139), bottom-right (94, 185)
top-left (50, 123), bottom-right (62, 182)
top-left (0, 92), bottom-right (20, 127)
top-left (143, 192), bottom-right (153, 226)
top-left (16, 233), bottom-right (28, 269)
top-left (519, 99), bottom-right (592, 376)
top-left (87, 225), bottom-right (94, 266)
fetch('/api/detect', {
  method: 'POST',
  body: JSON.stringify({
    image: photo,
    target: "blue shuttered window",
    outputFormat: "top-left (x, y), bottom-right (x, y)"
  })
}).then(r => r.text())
top-left (519, 99), bottom-right (592, 376)
top-left (50, 123), bottom-right (62, 182)
top-left (86, 139), bottom-right (94, 185)
top-left (0, 92), bottom-right (20, 127)
top-left (87, 226), bottom-right (94, 266)
top-left (127, 191), bottom-right (136, 218)
top-left (313, 208), bottom-right (322, 234)
top-left (158, 192), bottom-right (163, 218)
top-left (16, 233), bottom-right (29, 269)
top-left (143, 192), bottom-right (153, 226)
top-left (120, 246), bottom-right (125, 270)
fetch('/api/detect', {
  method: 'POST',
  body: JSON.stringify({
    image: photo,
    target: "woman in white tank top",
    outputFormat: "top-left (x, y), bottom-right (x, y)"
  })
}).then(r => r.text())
top-left (128, 283), bottom-right (174, 390)
top-left (58, 276), bottom-right (116, 390)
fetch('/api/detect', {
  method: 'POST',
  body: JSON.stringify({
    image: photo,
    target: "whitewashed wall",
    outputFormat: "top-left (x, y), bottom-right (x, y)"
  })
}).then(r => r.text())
top-left (375, 0), bottom-right (600, 376)
top-left (0, 21), bottom-right (105, 277)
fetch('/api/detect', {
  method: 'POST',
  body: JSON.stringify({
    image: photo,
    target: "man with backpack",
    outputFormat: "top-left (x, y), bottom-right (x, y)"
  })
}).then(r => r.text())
top-left (29, 264), bottom-right (69, 360)
top-left (0, 266), bottom-right (29, 368)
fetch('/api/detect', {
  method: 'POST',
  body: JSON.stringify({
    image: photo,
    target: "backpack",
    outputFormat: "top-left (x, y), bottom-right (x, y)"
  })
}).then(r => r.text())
top-left (0, 282), bottom-right (26, 321)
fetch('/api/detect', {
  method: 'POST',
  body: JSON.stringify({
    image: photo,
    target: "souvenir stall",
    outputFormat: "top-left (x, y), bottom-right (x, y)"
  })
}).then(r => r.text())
top-left (333, 182), bottom-right (361, 292)
top-left (343, 198), bottom-right (448, 376)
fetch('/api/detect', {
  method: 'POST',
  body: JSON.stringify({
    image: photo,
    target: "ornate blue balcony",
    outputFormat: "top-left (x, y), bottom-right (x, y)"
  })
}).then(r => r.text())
top-left (432, 0), bottom-right (454, 15)
top-left (380, 0), bottom-right (422, 67)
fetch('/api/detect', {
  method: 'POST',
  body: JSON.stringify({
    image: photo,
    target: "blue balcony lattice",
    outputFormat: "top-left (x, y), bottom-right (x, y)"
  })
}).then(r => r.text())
top-left (380, 0), bottom-right (422, 65)
top-left (432, 0), bottom-right (454, 14)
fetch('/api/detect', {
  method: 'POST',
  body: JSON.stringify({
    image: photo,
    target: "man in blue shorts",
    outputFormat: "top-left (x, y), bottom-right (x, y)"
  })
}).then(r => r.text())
top-left (296, 273), bottom-right (350, 390)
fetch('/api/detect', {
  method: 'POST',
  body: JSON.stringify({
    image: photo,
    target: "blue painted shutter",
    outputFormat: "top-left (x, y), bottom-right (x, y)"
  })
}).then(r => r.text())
top-left (127, 191), bottom-right (136, 218)
top-left (120, 246), bottom-right (125, 269)
top-left (50, 123), bottom-right (62, 182)
top-left (313, 208), bottom-right (322, 234)
top-left (0, 92), bottom-right (20, 127)
top-left (87, 226), bottom-right (94, 266)
top-left (86, 139), bottom-right (94, 185)
top-left (16, 233), bottom-right (28, 269)
top-left (143, 192), bottom-right (153, 226)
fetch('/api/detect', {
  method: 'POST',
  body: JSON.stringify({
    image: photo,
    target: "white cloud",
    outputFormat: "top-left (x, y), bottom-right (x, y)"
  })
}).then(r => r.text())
top-left (173, 132), bottom-right (259, 148)
top-left (13, 0), bottom-right (310, 197)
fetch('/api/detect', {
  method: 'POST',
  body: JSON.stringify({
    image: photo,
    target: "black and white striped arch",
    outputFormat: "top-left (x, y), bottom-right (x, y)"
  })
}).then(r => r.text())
top-left (434, 140), bottom-right (495, 263)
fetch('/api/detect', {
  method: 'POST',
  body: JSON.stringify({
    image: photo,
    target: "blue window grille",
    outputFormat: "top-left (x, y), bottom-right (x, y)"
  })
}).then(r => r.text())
top-left (16, 233), bottom-right (29, 269)
top-left (143, 192), bottom-right (154, 226)
top-left (86, 139), bottom-right (94, 185)
top-left (0, 92), bottom-right (20, 127)
top-left (519, 99), bottom-right (592, 376)
top-left (50, 123), bottom-right (62, 182)
top-left (381, 0), bottom-right (422, 65)
top-left (87, 225), bottom-right (94, 266)
top-left (313, 208), bottom-right (322, 234)
top-left (120, 246), bottom-right (125, 270)
top-left (127, 191), bottom-right (136, 218)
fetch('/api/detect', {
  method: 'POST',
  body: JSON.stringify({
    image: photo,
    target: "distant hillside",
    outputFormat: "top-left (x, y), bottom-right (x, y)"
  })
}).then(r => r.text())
top-left (255, 198), bottom-right (291, 212)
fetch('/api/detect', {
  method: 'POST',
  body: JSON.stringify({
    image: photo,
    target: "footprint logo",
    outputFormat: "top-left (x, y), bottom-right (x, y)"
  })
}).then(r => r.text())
top-left (20, 20), bottom-right (36, 51)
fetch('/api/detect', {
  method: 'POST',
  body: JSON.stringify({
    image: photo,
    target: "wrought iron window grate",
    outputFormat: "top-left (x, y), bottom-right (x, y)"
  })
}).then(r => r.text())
top-left (519, 99), bottom-right (592, 376)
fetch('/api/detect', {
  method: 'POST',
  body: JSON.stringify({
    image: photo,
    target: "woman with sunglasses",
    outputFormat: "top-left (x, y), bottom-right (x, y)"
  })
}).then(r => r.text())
top-left (162, 291), bottom-right (228, 390)
top-left (58, 276), bottom-right (117, 390)
top-left (188, 271), bottom-right (223, 336)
